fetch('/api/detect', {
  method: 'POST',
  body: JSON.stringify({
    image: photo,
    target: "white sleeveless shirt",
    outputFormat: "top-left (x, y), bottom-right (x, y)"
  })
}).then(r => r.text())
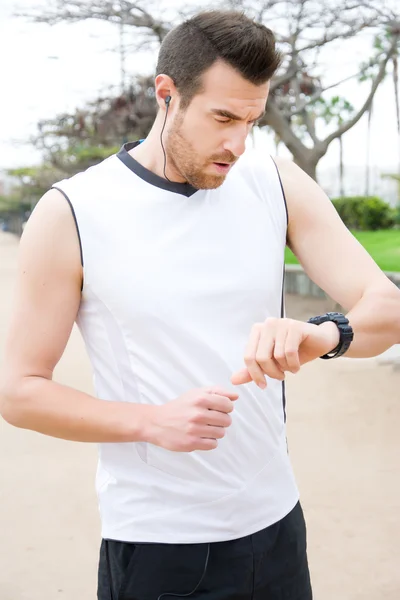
top-left (53, 142), bottom-right (299, 544)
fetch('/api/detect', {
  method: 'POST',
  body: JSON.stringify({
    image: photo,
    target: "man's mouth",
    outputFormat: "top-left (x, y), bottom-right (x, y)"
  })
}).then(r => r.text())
top-left (213, 162), bottom-right (233, 174)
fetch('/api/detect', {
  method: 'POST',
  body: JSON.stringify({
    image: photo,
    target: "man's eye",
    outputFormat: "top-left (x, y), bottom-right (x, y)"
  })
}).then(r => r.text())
top-left (215, 119), bottom-right (231, 124)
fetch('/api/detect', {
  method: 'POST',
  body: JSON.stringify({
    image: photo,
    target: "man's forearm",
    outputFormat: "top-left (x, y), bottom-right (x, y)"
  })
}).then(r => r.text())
top-left (345, 285), bottom-right (400, 358)
top-left (0, 376), bottom-right (153, 443)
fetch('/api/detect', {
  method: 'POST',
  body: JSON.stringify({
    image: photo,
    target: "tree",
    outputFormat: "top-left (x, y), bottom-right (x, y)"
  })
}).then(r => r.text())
top-left (6, 165), bottom-right (65, 207)
top-left (382, 173), bottom-right (400, 215)
top-left (249, 0), bottom-right (400, 180)
top-left (32, 75), bottom-right (157, 176)
top-left (358, 29), bottom-right (400, 196)
top-left (0, 185), bottom-right (32, 236)
top-left (310, 96), bottom-right (355, 196)
top-left (365, 101), bottom-right (374, 197)
top-left (23, 0), bottom-right (400, 181)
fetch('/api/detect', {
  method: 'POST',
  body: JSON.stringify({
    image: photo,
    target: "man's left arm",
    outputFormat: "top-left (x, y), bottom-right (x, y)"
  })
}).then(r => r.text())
top-left (278, 157), bottom-right (400, 358)
top-left (231, 158), bottom-right (400, 389)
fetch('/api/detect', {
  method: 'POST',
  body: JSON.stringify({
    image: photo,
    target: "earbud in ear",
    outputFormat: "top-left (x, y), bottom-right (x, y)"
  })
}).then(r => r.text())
top-left (165, 95), bottom-right (171, 106)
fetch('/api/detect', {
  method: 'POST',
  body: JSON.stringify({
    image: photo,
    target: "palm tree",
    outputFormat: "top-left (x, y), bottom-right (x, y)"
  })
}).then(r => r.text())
top-left (365, 100), bottom-right (373, 197)
top-left (313, 96), bottom-right (355, 196)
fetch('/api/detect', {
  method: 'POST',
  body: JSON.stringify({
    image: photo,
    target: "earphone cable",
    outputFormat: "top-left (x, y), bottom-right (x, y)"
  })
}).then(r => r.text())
top-left (157, 543), bottom-right (211, 600)
top-left (160, 100), bottom-right (172, 183)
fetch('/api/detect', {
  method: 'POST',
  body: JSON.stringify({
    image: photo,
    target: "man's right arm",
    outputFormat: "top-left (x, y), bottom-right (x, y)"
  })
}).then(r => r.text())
top-left (0, 189), bottom-right (152, 442)
top-left (0, 189), bottom-right (237, 447)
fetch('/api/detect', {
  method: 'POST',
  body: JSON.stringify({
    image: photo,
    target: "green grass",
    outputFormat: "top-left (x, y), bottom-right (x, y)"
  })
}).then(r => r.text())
top-left (285, 229), bottom-right (400, 273)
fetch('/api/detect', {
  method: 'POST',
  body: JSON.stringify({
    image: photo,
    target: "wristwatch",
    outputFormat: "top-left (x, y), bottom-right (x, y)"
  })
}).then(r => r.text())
top-left (307, 312), bottom-right (354, 359)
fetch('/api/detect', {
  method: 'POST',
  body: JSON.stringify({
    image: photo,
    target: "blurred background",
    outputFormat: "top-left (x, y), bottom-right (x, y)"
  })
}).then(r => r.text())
top-left (0, 1), bottom-right (399, 599)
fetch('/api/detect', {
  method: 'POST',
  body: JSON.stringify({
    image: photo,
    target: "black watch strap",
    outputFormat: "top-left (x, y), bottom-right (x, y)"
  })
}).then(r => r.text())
top-left (307, 312), bottom-right (354, 359)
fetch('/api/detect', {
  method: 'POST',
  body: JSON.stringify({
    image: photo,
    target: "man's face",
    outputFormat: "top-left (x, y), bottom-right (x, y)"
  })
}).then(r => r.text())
top-left (165, 60), bottom-right (270, 190)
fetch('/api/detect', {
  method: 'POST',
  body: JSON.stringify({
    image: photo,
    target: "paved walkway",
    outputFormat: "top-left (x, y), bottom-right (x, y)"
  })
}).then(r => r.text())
top-left (0, 231), bottom-right (399, 600)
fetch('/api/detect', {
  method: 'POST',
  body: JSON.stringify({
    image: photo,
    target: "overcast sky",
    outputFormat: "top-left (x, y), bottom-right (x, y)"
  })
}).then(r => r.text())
top-left (1, 0), bottom-right (399, 175)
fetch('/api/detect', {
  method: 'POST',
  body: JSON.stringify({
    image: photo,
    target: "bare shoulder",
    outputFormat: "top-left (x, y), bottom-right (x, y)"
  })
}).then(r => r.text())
top-left (272, 157), bottom-right (391, 310)
top-left (20, 187), bottom-right (83, 288)
top-left (272, 156), bottom-right (317, 196)
top-left (1, 188), bottom-right (83, 383)
top-left (23, 187), bottom-right (79, 248)
top-left (272, 156), bottom-right (295, 171)
top-left (273, 154), bottom-right (343, 221)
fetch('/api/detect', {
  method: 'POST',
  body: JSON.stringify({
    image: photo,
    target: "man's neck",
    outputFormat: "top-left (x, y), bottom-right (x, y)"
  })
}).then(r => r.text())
top-left (127, 122), bottom-right (186, 183)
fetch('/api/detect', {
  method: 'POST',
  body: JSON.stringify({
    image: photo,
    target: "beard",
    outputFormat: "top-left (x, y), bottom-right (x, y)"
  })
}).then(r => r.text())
top-left (165, 112), bottom-right (237, 190)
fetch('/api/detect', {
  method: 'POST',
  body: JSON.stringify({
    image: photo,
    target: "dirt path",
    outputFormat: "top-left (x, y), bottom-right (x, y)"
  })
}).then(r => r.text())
top-left (0, 232), bottom-right (399, 600)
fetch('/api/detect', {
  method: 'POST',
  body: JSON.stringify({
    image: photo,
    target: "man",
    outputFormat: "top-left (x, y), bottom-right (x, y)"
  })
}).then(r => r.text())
top-left (1, 9), bottom-right (399, 600)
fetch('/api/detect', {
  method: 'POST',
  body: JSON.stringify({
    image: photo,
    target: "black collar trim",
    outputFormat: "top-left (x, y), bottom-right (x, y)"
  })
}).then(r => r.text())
top-left (116, 142), bottom-right (199, 198)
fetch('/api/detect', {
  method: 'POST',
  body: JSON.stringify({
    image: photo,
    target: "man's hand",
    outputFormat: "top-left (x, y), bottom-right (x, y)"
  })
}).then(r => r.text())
top-left (231, 318), bottom-right (340, 389)
top-left (145, 387), bottom-right (239, 452)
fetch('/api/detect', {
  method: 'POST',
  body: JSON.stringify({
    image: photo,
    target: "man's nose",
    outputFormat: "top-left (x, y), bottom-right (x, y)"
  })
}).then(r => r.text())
top-left (223, 131), bottom-right (247, 158)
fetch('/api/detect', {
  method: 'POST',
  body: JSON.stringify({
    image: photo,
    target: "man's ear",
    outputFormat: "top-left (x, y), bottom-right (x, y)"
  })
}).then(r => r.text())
top-left (155, 74), bottom-right (177, 110)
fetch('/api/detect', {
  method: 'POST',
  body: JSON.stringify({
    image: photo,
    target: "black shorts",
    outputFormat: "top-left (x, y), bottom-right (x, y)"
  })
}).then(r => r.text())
top-left (98, 501), bottom-right (312, 600)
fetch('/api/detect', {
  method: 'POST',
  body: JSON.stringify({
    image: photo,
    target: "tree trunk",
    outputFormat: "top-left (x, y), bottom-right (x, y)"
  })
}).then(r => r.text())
top-left (392, 56), bottom-right (400, 171)
top-left (365, 102), bottom-right (373, 197)
top-left (292, 154), bottom-right (318, 181)
top-left (339, 136), bottom-right (345, 196)
top-left (264, 102), bottom-right (320, 182)
top-left (264, 102), bottom-right (328, 183)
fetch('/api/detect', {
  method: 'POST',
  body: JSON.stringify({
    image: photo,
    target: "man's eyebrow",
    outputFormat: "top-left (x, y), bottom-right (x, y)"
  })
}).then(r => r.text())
top-left (210, 109), bottom-right (266, 122)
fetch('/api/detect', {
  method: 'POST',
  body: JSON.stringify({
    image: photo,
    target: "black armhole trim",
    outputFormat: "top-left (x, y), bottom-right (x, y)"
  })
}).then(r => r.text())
top-left (272, 158), bottom-right (288, 422)
top-left (280, 262), bottom-right (287, 423)
top-left (271, 157), bottom-right (289, 230)
top-left (51, 186), bottom-right (84, 291)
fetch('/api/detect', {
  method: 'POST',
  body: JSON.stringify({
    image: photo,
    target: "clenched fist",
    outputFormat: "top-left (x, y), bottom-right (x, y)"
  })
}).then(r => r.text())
top-left (231, 317), bottom-right (339, 389)
top-left (146, 387), bottom-right (239, 452)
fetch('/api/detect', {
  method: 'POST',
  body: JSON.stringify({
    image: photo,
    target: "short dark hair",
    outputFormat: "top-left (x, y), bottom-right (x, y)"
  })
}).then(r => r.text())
top-left (156, 10), bottom-right (281, 108)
